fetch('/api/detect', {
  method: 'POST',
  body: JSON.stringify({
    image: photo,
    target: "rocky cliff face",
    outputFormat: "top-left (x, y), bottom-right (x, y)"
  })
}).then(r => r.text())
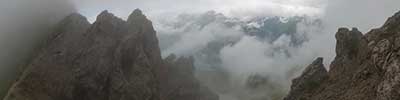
top-left (3, 9), bottom-right (217, 100)
top-left (285, 11), bottom-right (400, 100)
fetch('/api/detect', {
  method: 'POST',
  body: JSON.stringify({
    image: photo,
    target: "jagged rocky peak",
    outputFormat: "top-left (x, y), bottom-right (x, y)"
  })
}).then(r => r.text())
top-left (126, 9), bottom-right (157, 42)
top-left (43, 12), bottom-right (91, 53)
top-left (128, 9), bottom-right (149, 25)
top-left (50, 12), bottom-right (91, 37)
top-left (96, 10), bottom-right (126, 26)
top-left (129, 9), bottom-right (145, 19)
top-left (3, 10), bottom-right (162, 100)
top-left (96, 10), bottom-right (116, 21)
top-left (335, 27), bottom-right (363, 57)
top-left (301, 57), bottom-right (326, 75)
top-left (284, 57), bottom-right (327, 100)
top-left (54, 13), bottom-right (90, 30)
top-left (88, 10), bottom-right (128, 38)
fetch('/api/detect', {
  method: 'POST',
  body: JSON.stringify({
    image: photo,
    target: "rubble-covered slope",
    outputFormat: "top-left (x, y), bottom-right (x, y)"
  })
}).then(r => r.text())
top-left (3, 9), bottom-right (218, 100)
top-left (285, 11), bottom-right (400, 100)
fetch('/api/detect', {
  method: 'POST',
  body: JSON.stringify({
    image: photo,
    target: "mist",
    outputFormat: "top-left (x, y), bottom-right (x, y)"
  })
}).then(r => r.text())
top-left (1, 0), bottom-right (400, 100)
top-left (0, 0), bottom-right (76, 97)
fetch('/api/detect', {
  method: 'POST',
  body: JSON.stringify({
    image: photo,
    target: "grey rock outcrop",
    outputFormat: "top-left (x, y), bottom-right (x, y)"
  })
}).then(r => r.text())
top-left (3, 9), bottom-right (217, 100)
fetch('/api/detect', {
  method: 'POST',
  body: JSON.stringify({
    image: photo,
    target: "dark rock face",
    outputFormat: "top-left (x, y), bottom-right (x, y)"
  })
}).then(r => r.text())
top-left (161, 54), bottom-right (219, 100)
top-left (284, 57), bottom-right (328, 100)
top-left (3, 9), bottom-right (217, 100)
top-left (335, 28), bottom-right (363, 57)
top-left (285, 10), bottom-right (400, 100)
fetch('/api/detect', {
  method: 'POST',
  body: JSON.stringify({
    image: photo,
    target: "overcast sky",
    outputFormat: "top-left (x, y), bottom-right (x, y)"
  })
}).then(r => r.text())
top-left (72, 0), bottom-right (326, 22)
top-left (71, 0), bottom-right (400, 33)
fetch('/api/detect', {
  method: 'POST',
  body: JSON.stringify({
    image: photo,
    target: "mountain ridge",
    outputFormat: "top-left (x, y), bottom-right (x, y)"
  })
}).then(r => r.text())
top-left (3, 9), bottom-right (217, 100)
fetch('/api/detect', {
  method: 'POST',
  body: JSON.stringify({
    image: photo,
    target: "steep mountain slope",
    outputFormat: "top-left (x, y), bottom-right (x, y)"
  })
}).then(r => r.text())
top-left (285, 11), bottom-right (400, 100)
top-left (3, 9), bottom-right (217, 100)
